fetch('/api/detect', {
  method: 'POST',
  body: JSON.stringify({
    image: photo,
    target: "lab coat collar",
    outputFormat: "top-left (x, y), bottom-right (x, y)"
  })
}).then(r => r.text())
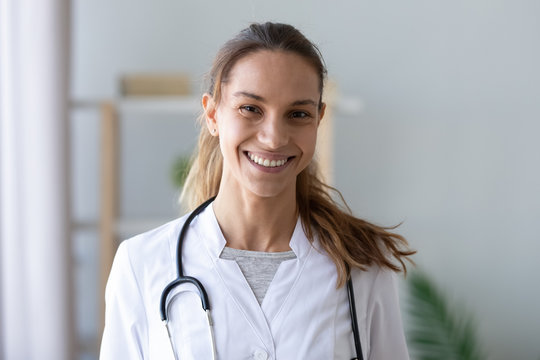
top-left (192, 203), bottom-right (315, 261)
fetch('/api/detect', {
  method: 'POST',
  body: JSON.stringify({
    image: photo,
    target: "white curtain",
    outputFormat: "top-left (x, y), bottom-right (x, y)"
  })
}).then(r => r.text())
top-left (0, 0), bottom-right (74, 359)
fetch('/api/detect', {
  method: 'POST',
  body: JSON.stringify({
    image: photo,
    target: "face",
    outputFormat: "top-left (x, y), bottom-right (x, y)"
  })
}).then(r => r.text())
top-left (203, 50), bottom-right (325, 200)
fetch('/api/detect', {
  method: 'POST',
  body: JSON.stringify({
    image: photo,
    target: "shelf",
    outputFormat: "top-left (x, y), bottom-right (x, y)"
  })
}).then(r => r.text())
top-left (70, 95), bottom-right (363, 116)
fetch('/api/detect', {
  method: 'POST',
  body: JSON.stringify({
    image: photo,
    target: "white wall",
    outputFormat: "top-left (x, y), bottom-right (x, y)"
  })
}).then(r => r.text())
top-left (72, 1), bottom-right (540, 359)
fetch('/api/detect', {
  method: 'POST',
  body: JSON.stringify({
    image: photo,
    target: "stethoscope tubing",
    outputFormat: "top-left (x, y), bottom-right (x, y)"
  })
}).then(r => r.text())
top-left (160, 196), bottom-right (216, 322)
top-left (347, 277), bottom-right (364, 360)
top-left (177, 196), bottom-right (216, 277)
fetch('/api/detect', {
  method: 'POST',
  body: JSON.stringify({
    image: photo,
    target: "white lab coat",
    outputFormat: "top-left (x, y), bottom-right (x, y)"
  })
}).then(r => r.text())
top-left (100, 204), bottom-right (409, 359)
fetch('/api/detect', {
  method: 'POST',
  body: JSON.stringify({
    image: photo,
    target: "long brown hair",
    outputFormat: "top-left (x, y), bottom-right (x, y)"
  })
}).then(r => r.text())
top-left (182, 22), bottom-right (414, 287)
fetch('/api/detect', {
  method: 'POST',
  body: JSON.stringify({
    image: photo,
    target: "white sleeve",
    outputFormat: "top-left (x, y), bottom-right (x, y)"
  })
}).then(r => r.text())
top-left (365, 268), bottom-right (410, 360)
top-left (100, 241), bottom-right (148, 360)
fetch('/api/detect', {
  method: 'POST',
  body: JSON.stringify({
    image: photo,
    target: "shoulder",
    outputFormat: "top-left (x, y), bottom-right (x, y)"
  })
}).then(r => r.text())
top-left (350, 265), bottom-right (402, 317)
top-left (109, 215), bottom-right (191, 294)
top-left (350, 265), bottom-right (402, 331)
top-left (351, 265), bottom-right (398, 294)
top-left (351, 266), bottom-right (409, 359)
top-left (104, 215), bottom-right (192, 316)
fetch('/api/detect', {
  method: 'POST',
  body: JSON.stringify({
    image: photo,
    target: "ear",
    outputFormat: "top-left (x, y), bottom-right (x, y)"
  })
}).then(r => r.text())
top-left (317, 102), bottom-right (326, 126)
top-left (202, 93), bottom-right (219, 136)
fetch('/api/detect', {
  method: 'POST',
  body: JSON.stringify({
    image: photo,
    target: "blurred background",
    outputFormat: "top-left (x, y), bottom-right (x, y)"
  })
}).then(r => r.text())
top-left (1, 0), bottom-right (539, 359)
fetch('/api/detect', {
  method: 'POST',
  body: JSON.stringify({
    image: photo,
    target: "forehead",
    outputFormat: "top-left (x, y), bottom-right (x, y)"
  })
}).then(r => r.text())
top-left (222, 50), bottom-right (320, 103)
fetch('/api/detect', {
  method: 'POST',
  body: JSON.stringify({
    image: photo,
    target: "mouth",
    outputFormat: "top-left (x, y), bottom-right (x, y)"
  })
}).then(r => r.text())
top-left (246, 151), bottom-right (293, 168)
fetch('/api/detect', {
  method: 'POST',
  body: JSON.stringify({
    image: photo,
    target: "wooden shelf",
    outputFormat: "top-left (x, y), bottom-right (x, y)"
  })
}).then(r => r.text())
top-left (71, 95), bottom-right (362, 115)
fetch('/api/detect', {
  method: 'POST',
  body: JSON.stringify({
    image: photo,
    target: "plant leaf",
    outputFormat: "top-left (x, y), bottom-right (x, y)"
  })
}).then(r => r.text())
top-left (406, 270), bottom-right (486, 360)
top-left (170, 154), bottom-right (192, 188)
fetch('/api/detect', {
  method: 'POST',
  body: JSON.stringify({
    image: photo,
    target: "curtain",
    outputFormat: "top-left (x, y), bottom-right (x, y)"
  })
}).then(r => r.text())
top-left (0, 0), bottom-right (74, 359)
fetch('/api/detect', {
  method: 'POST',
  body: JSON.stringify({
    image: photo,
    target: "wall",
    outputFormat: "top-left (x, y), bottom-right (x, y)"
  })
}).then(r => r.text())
top-left (72, 1), bottom-right (540, 359)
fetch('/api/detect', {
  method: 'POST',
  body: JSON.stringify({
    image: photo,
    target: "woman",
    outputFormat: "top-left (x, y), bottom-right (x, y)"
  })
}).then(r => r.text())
top-left (101, 22), bottom-right (415, 359)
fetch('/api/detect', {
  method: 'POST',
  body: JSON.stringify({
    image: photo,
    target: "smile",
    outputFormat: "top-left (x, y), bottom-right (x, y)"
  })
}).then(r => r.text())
top-left (247, 152), bottom-right (290, 168)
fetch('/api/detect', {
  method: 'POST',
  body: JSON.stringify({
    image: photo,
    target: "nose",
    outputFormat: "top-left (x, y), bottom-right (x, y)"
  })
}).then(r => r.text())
top-left (257, 114), bottom-right (289, 149)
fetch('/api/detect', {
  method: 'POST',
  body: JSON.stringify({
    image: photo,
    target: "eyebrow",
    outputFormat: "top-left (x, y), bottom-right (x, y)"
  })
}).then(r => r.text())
top-left (233, 91), bottom-right (264, 102)
top-left (233, 91), bottom-right (318, 107)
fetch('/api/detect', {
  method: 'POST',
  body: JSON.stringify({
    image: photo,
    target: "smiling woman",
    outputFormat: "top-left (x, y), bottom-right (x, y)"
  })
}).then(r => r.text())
top-left (100, 22), bottom-right (415, 360)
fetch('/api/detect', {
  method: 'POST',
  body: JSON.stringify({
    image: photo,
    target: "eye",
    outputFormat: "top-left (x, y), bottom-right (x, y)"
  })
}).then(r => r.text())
top-left (239, 105), bottom-right (261, 115)
top-left (290, 111), bottom-right (311, 119)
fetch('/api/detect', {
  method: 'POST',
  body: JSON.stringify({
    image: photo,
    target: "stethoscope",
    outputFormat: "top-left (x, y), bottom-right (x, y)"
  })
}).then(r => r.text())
top-left (159, 197), bottom-right (364, 360)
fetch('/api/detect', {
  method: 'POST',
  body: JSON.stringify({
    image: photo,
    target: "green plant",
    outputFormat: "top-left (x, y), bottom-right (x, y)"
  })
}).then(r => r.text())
top-left (170, 154), bottom-right (192, 188)
top-left (406, 270), bottom-right (486, 360)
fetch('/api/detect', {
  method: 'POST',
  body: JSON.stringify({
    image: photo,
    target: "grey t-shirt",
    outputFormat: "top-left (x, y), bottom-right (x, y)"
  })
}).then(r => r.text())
top-left (220, 247), bottom-right (297, 304)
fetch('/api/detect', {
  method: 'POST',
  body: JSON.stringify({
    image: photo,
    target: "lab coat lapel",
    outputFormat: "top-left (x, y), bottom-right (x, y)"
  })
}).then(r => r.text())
top-left (195, 205), bottom-right (276, 353)
top-left (260, 218), bottom-right (313, 322)
top-left (267, 229), bottom-right (339, 359)
top-left (215, 259), bottom-right (275, 347)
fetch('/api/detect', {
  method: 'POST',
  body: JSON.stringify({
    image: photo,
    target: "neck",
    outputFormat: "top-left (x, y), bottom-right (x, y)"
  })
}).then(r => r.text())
top-left (212, 190), bottom-right (297, 252)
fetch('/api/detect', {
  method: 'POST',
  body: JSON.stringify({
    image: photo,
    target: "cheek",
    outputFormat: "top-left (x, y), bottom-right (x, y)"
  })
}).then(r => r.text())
top-left (218, 117), bottom-right (247, 157)
top-left (299, 127), bottom-right (319, 155)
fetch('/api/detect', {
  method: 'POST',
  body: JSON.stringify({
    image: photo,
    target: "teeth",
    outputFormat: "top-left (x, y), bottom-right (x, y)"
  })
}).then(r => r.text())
top-left (248, 152), bottom-right (288, 168)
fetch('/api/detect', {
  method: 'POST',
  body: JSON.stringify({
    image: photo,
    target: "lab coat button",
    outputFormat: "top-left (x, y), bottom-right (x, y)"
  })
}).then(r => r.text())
top-left (253, 349), bottom-right (268, 360)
